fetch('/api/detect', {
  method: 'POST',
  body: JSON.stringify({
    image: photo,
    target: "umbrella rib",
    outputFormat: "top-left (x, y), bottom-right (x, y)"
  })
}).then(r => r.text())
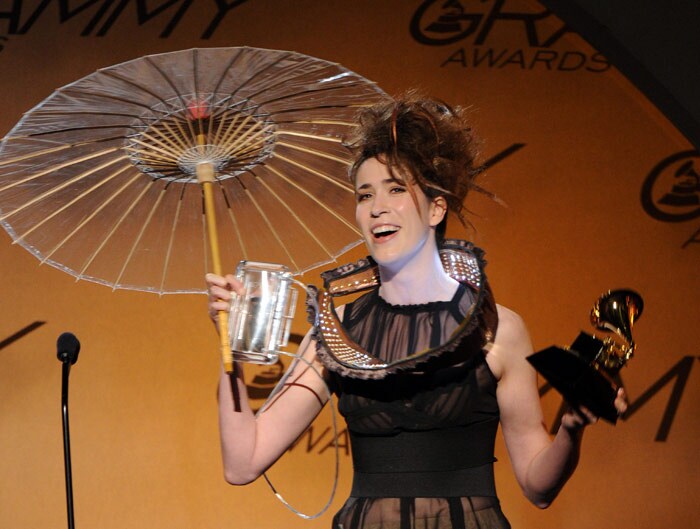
top-left (269, 118), bottom-right (356, 126)
top-left (192, 49), bottom-right (214, 144)
top-left (145, 56), bottom-right (191, 114)
top-left (276, 130), bottom-right (344, 143)
top-left (159, 184), bottom-right (186, 294)
top-left (218, 123), bottom-right (269, 162)
top-left (193, 49), bottom-right (200, 104)
top-left (255, 176), bottom-right (334, 259)
top-left (113, 185), bottom-right (167, 289)
top-left (275, 140), bottom-right (349, 165)
top-left (216, 110), bottom-right (260, 150)
top-left (99, 69), bottom-right (172, 109)
top-left (235, 59), bottom-right (331, 102)
top-left (211, 108), bottom-right (233, 146)
top-left (269, 101), bottom-right (376, 117)
top-left (253, 81), bottom-right (375, 109)
top-left (271, 151), bottom-right (353, 192)
top-left (217, 113), bottom-right (254, 148)
top-left (206, 110), bottom-right (215, 146)
top-left (0, 154), bottom-right (130, 221)
top-left (209, 109), bottom-right (232, 146)
top-left (135, 129), bottom-right (187, 163)
top-left (124, 146), bottom-right (178, 166)
top-left (10, 134), bottom-right (128, 145)
top-left (239, 122), bottom-right (272, 149)
top-left (220, 124), bottom-right (272, 159)
top-left (171, 118), bottom-right (194, 152)
top-left (143, 57), bottom-right (200, 144)
top-left (157, 173), bottom-right (193, 184)
top-left (219, 146), bottom-right (264, 167)
top-left (145, 124), bottom-right (191, 157)
top-left (25, 125), bottom-right (135, 138)
top-left (61, 85), bottom-right (161, 114)
top-left (220, 52), bottom-right (291, 108)
top-left (144, 119), bottom-right (185, 144)
top-left (160, 121), bottom-right (191, 152)
top-left (0, 143), bottom-right (73, 166)
top-left (211, 47), bottom-right (244, 96)
top-left (264, 164), bottom-right (361, 235)
top-left (220, 181), bottom-right (248, 261)
top-left (243, 185), bottom-right (298, 270)
top-left (0, 146), bottom-right (122, 194)
top-left (129, 132), bottom-right (184, 161)
top-left (39, 172), bottom-right (142, 265)
top-left (75, 178), bottom-right (153, 277)
top-left (31, 110), bottom-right (143, 120)
top-left (184, 116), bottom-right (198, 148)
top-left (229, 142), bottom-right (268, 159)
top-left (220, 146), bottom-right (266, 170)
top-left (12, 165), bottom-right (131, 243)
top-left (187, 119), bottom-right (199, 147)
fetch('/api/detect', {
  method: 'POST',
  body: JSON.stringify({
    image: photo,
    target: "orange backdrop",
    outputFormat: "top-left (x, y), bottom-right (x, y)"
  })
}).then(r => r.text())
top-left (0, 1), bottom-right (697, 528)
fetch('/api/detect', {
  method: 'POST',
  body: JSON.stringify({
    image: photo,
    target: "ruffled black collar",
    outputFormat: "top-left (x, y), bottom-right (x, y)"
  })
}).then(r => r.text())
top-left (372, 282), bottom-right (467, 313)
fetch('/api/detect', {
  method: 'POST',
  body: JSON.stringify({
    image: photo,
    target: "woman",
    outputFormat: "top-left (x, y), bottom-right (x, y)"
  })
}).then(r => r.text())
top-left (206, 93), bottom-right (627, 529)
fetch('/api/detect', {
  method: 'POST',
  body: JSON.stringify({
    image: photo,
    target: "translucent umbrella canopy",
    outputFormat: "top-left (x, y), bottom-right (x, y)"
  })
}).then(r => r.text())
top-left (0, 47), bottom-right (388, 294)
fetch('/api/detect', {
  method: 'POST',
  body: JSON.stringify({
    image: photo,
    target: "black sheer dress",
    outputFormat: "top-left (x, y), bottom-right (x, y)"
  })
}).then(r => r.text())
top-left (318, 283), bottom-right (511, 529)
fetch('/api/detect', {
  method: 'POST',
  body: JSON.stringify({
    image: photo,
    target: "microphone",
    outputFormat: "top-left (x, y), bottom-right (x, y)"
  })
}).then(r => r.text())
top-left (57, 333), bottom-right (81, 365)
top-left (57, 332), bottom-right (80, 529)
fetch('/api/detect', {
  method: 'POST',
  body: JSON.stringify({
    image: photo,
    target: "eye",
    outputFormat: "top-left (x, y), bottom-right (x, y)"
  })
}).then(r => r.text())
top-left (355, 192), bottom-right (372, 202)
top-left (389, 185), bottom-right (407, 194)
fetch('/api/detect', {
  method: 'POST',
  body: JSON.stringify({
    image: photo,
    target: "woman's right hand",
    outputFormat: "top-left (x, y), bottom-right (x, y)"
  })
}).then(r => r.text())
top-left (205, 273), bottom-right (245, 330)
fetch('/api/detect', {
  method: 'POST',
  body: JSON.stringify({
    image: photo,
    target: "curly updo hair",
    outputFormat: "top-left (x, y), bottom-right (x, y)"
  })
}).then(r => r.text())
top-left (346, 91), bottom-right (488, 240)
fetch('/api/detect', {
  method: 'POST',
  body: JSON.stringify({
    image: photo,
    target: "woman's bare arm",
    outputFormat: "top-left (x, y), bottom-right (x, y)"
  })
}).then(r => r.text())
top-left (208, 273), bottom-right (330, 485)
top-left (488, 305), bottom-right (627, 508)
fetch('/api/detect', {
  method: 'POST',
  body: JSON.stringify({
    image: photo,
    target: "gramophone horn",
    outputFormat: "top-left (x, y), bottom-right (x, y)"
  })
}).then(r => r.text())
top-left (590, 289), bottom-right (643, 345)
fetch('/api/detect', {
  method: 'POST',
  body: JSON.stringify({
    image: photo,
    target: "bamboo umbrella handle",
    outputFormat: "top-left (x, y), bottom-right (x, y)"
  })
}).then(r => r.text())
top-left (197, 162), bottom-right (234, 374)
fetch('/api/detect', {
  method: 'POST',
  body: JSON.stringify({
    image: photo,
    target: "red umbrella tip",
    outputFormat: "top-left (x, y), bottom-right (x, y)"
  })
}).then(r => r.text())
top-left (187, 99), bottom-right (210, 120)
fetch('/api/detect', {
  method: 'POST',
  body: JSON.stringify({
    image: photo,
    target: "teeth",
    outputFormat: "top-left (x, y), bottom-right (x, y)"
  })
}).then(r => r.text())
top-left (372, 225), bottom-right (398, 235)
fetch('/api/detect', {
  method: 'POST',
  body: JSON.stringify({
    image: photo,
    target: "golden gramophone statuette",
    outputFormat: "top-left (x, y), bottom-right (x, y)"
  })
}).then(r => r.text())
top-left (527, 289), bottom-right (643, 423)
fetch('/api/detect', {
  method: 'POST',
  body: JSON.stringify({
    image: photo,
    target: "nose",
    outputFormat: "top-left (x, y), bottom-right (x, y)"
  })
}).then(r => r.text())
top-left (370, 191), bottom-right (388, 218)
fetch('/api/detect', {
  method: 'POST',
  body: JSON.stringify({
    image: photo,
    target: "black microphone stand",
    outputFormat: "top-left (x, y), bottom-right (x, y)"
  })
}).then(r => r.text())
top-left (57, 333), bottom-right (80, 529)
top-left (60, 359), bottom-right (75, 529)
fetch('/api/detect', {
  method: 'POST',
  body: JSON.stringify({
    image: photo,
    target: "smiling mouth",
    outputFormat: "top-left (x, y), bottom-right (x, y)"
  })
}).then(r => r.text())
top-left (371, 225), bottom-right (399, 239)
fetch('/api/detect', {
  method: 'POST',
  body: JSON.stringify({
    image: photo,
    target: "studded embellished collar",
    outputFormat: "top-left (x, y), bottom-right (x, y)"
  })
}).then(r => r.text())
top-left (307, 239), bottom-right (497, 379)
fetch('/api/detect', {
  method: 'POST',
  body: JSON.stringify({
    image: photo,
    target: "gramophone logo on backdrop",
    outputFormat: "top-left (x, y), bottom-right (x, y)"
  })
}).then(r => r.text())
top-left (641, 150), bottom-right (700, 249)
top-left (410, 0), bottom-right (609, 71)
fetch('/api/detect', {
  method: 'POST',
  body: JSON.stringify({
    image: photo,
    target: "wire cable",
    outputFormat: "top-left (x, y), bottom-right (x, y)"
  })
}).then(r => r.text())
top-left (253, 286), bottom-right (340, 519)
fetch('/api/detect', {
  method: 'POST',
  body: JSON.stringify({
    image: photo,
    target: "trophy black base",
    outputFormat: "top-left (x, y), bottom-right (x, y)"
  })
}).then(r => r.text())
top-left (527, 332), bottom-right (619, 424)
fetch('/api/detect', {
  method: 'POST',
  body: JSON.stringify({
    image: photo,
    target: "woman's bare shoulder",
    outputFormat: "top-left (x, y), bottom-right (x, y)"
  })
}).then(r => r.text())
top-left (495, 304), bottom-right (531, 350)
top-left (487, 304), bottom-right (534, 379)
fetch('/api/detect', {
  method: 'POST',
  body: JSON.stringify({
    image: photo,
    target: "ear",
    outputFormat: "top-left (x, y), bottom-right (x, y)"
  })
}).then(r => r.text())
top-left (429, 196), bottom-right (447, 227)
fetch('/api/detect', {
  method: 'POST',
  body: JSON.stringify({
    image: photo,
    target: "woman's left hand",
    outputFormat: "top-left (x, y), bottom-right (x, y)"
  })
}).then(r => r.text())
top-left (561, 387), bottom-right (628, 431)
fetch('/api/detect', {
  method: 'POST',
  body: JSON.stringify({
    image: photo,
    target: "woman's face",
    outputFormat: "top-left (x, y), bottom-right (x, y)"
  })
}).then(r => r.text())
top-left (354, 157), bottom-right (446, 270)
